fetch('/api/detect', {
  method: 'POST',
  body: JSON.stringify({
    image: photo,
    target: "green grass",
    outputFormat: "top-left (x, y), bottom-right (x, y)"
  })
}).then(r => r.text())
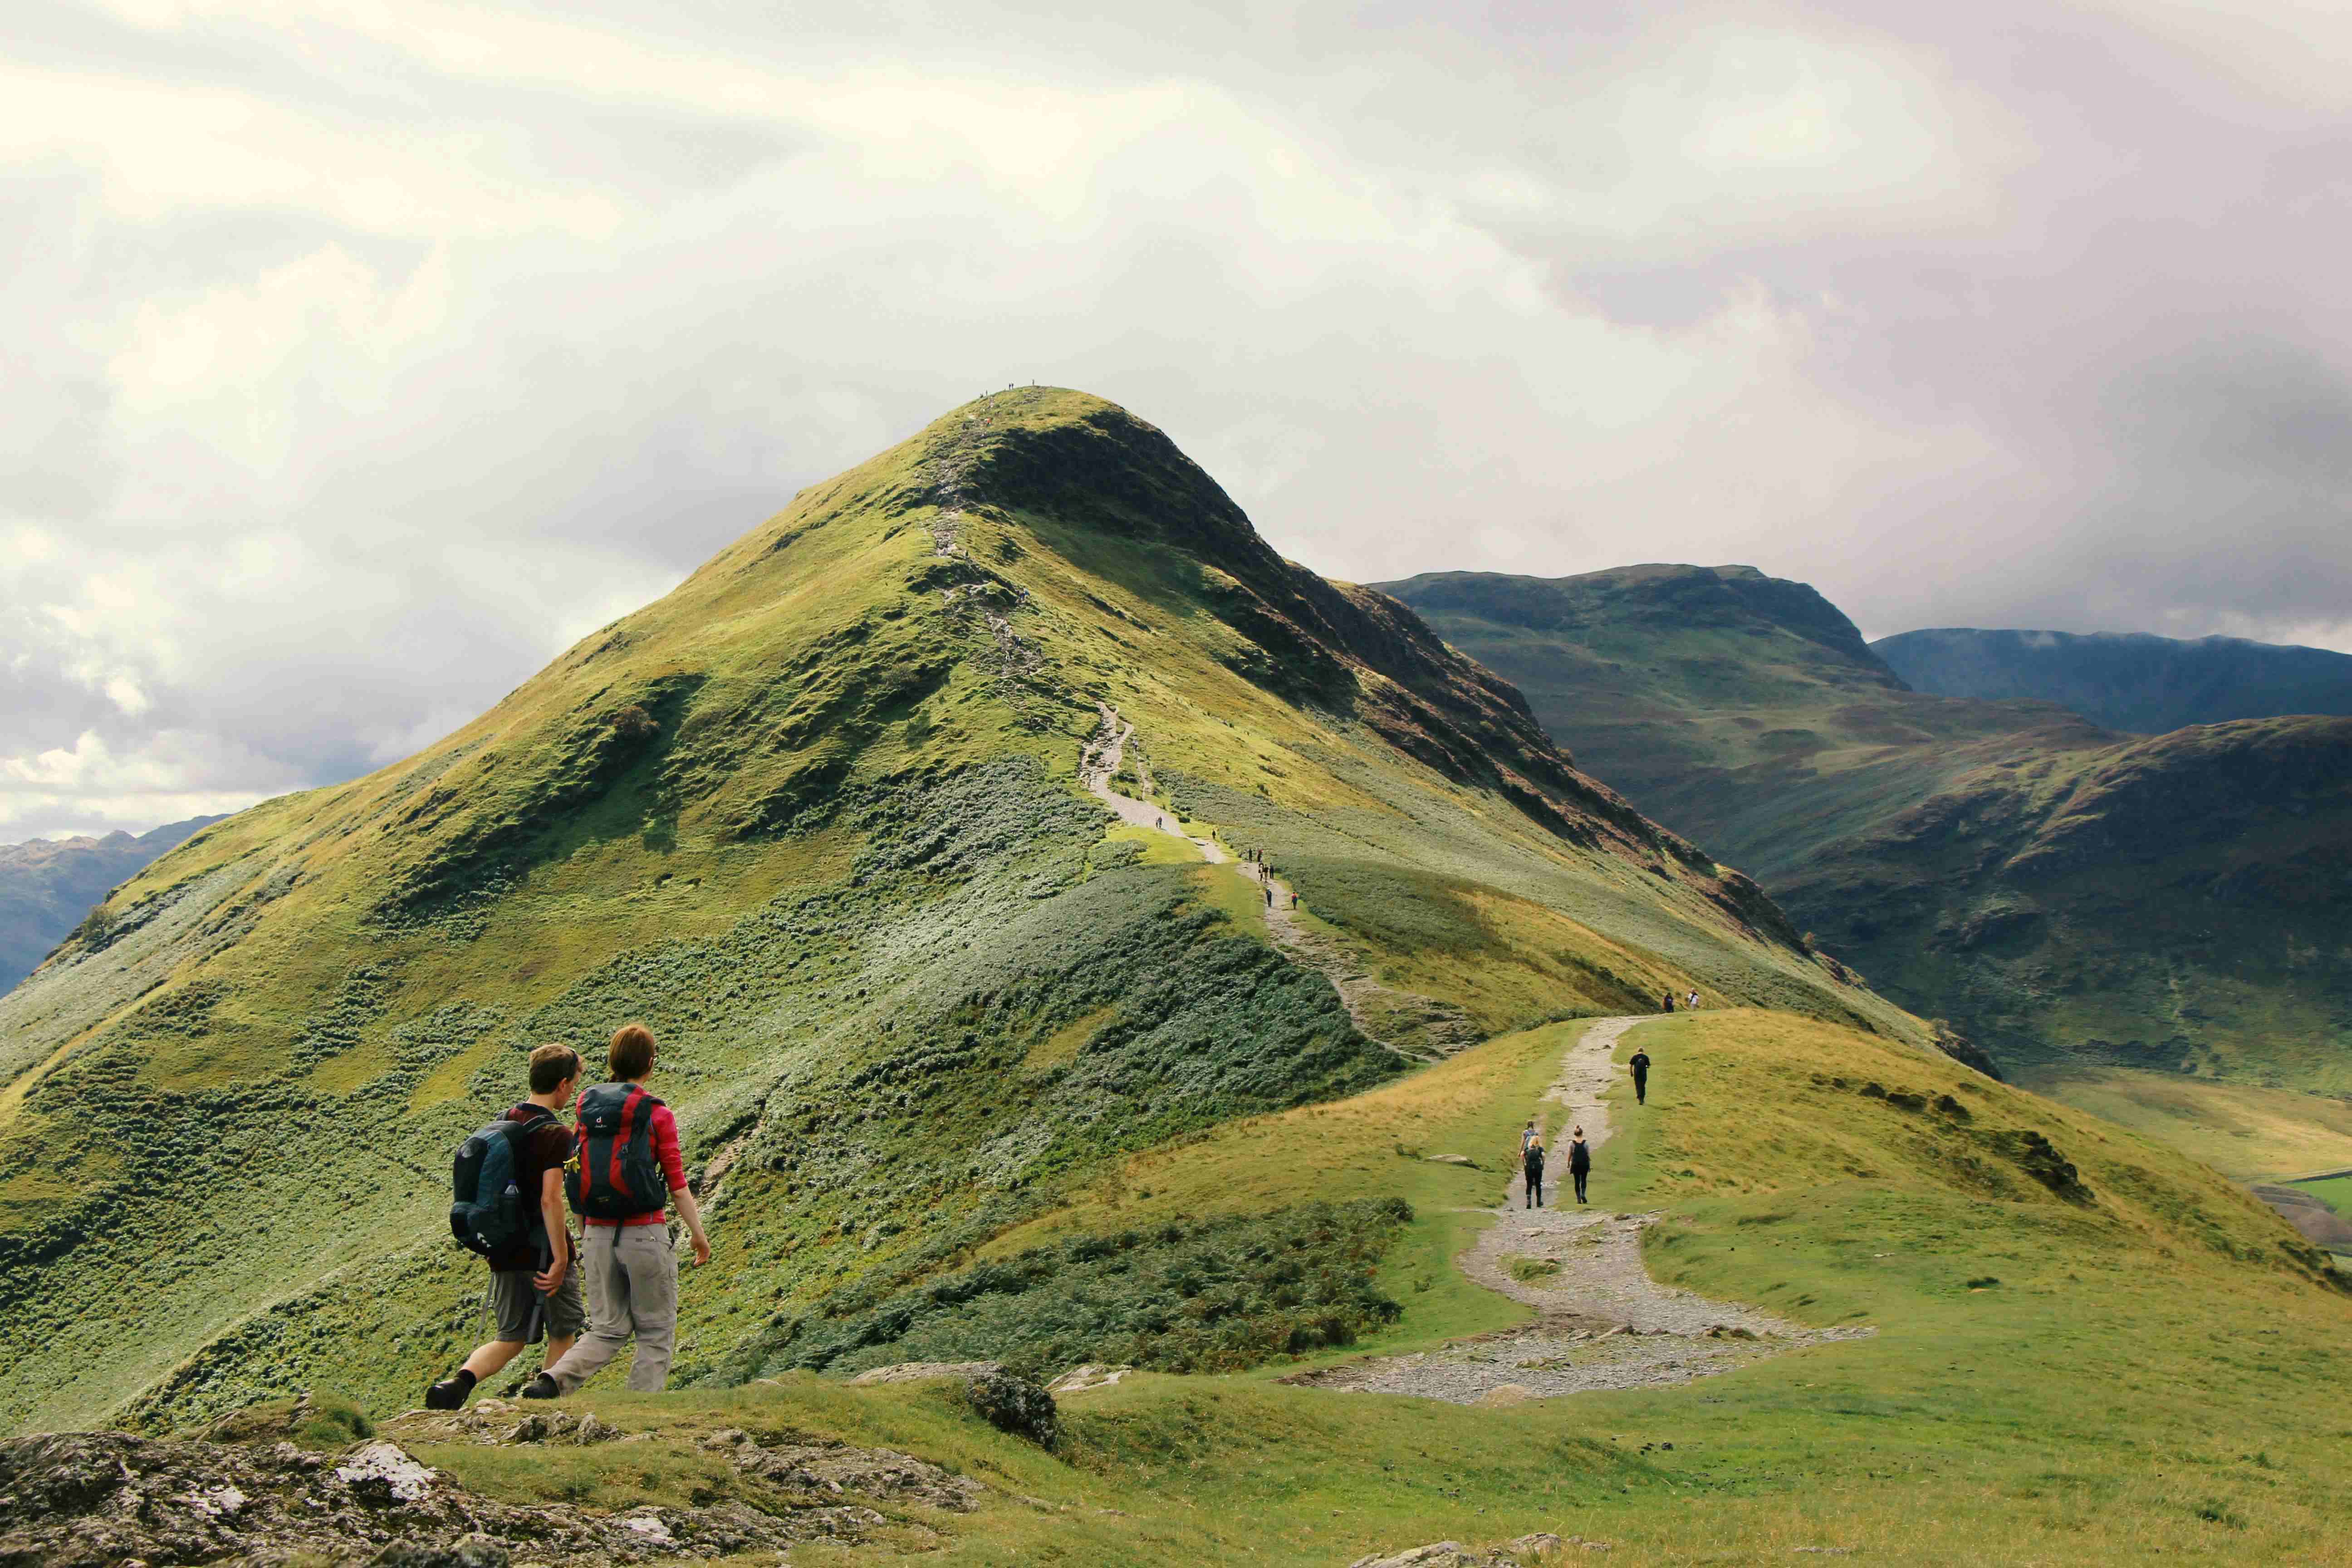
top-left (344, 1007), bottom-right (2352, 1565)
top-left (745, 1199), bottom-right (1413, 1380)
top-left (2019, 1065), bottom-right (2352, 1182)
top-left (2283, 1174), bottom-right (2352, 1214)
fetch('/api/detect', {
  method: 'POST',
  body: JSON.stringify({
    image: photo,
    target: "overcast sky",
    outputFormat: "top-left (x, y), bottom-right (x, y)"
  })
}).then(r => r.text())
top-left (8, 0), bottom-right (2351, 838)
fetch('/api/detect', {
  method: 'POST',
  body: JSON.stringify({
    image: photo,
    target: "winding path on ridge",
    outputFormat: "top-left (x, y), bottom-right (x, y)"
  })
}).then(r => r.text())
top-left (1078, 706), bottom-right (1474, 1062)
top-left (1290, 1016), bottom-right (1873, 1404)
top-left (1076, 711), bottom-right (1867, 1401)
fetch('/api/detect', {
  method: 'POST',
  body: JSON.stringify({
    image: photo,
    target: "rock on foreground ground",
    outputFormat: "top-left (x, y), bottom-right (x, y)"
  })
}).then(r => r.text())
top-left (0, 1424), bottom-right (946, 1567)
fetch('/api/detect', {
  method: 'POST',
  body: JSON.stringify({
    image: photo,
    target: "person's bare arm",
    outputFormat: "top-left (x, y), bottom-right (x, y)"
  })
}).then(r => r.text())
top-left (534, 1169), bottom-right (569, 1291)
top-left (674, 1186), bottom-right (710, 1266)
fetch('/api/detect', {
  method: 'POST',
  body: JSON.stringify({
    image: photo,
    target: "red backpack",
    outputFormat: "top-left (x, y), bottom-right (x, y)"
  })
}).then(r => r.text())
top-left (565, 1084), bottom-right (669, 1220)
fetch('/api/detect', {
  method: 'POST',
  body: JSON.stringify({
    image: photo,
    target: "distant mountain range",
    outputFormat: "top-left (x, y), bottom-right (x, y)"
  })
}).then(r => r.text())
top-left (1874, 627), bottom-right (2352, 734)
top-left (1382, 566), bottom-right (2352, 1099)
top-left (0, 817), bottom-right (223, 992)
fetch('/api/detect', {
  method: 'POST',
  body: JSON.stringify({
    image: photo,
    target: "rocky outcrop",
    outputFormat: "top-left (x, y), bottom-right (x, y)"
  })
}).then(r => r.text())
top-left (1348, 1533), bottom-right (1598, 1566)
top-left (0, 1421), bottom-right (957, 1567)
top-left (845, 1361), bottom-right (1059, 1448)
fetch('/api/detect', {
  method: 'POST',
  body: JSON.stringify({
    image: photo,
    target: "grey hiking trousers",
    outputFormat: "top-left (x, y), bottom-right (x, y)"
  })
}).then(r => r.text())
top-left (546, 1223), bottom-right (678, 1393)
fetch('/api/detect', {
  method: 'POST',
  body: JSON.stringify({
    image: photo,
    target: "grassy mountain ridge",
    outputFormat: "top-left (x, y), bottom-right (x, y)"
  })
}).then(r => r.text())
top-left (0, 392), bottom-right (1911, 1437)
top-left (1876, 626), bottom-right (2352, 733)
top-left (1382, 566), bottom-right (2352, 1107)
top-left (0, 816), bottom-right (223, 993)
top-left (340, 1013), bottom-right (2352, 1562)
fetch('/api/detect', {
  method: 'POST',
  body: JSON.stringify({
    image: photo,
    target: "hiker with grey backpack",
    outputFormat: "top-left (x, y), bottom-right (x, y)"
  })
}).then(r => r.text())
top-left (428, 1044), bottom-right (586, 1410)
top-left (524, 1022), bottom-right (710, 1399)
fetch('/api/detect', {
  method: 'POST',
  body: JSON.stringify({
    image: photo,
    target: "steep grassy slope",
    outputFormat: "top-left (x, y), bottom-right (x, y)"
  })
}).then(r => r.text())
top-left (0, 394), bottom-right (1909, 1438)
top-left (1382, 568), bottom-right (2352, 1108)
top-left (0, 816), bottom-right (221, 991)
top-left (353, 1009), bottom-right (2352, 1565)
top-left (1877, 626), bottom-right (2352, 733)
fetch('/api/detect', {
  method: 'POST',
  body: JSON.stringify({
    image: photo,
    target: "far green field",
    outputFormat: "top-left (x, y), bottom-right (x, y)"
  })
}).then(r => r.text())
top-left (2283, 1174), bottom-right (2352, 1216)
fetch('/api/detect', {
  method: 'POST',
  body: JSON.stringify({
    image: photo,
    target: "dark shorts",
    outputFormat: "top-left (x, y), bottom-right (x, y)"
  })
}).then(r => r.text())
top-left (490, 1262), bottom-right (586, 1343)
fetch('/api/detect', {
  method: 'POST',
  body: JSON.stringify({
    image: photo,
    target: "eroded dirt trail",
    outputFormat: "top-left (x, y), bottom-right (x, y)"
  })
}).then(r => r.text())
top-left (1290, 1016), bottom-right (1870, 1405)
top-left (1080, 707), bottom-right (1474, 1059)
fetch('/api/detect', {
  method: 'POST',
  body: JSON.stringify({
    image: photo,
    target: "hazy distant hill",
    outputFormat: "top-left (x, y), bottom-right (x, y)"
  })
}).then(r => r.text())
top-left (0, 817), bottom-right (223, 992)
top-left (1383, 567), bottom-right (2352, 1098)
top-left (1874, 627), bottom-right (2352, 734)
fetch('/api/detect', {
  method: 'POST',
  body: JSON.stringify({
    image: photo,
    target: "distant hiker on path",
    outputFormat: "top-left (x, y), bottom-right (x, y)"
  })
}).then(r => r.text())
top-left (1568, 1126), bottom-right (1592, 1204)
top-left (1686, 990), bottom-right (1699, 1009)
top-left (1521, 1119), bottom-right (1540, 1155)
top-left (428, 1044), bottom-right (585, 1410)
top-left (1523, 1134), bottom-right (1546, 1209)
top-left (1661, 990), bottom-right (1675, 1013)
top-left (525, 1023), bottom-right (710, 1400)
top-left (1629, 1047), bottom-right (1651, 1105)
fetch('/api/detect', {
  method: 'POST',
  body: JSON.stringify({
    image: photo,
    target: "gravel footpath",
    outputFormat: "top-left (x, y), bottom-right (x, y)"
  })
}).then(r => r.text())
top-left (1290, 1016), bottom-right (1871, 1405)
top-left (1082, 706), bottom-right (1475, 1059)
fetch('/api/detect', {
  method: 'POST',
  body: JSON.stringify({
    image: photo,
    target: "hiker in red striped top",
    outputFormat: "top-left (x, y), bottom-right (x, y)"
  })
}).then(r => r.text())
top-left (524, 1022), bottom-right (710, 1398)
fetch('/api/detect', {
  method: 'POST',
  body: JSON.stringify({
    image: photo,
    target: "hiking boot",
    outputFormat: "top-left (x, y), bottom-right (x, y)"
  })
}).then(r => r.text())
top-left (519, 1372), bottom-right (561, 1401)
top-left (424, 1372), bottom-right (474, 1411)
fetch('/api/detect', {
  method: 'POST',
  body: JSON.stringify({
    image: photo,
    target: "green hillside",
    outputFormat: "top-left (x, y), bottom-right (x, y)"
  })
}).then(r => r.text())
top-left (36, 1008), bottom-right (2345, 1566)
top-left (1876, 626), bottom-right (2352, 734)
top-left (0, 395), bottom-right (1910, 1438)
top-left (1382, 567), bottom-right (2352, 1142)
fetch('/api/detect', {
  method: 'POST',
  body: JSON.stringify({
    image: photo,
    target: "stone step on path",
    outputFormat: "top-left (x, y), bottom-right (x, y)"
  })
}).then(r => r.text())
top-left (1286, 1016), bottom-right (1872, 1405)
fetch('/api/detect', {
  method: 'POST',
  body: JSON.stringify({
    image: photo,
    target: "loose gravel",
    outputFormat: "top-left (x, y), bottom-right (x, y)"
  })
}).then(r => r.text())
top-left (1290, 1017), bottom-right (1872, 1405)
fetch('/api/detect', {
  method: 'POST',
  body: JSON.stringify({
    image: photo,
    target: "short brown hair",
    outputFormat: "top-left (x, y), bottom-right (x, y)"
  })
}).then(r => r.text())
top-left (528, 1043), bottom-right (582, 1094)
top-left (608, 1022), bottom-right (657, 1080)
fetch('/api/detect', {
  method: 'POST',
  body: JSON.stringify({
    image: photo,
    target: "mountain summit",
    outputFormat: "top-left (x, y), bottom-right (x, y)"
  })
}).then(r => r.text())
top-left (0, 392), bottom-right (1913, 1435)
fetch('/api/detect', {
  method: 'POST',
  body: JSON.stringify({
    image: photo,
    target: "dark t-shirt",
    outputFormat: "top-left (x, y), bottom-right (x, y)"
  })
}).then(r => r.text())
top-left (488, 1104), bottom-right (569, 1273)
top-left (1568, 1139), bottom-right (1591, 1172)
top-left (1629, 1052), bottom-right (1651, 1076)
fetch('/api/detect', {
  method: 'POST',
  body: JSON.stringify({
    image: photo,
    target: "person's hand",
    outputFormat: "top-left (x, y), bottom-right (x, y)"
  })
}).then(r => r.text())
top-left (535, 1257), bottom-right (568, 1293)
top-left (689, 1231), bottom-right (711, 1267)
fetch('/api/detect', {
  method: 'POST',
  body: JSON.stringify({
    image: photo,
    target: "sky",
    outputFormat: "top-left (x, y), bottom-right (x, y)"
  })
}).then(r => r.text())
top-left (7, 0), bottom-right (2351, 839)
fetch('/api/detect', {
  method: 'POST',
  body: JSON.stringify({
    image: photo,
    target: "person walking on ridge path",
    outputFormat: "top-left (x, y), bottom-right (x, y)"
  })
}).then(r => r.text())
top-left (524, 1023), bottom-right (710, 1400)
top-left (1520, 1119), bottom-right (1540, 1156)
top-left (1522, 1132), bottom-right (1546, 1209)
top-left (1629, 1046), bottom-right (1651, 1105)
top-left (1568, 1125), bottom-right (1592, 1203)
top-left (1661, 990), bottom-right (1675, 1013)
top-left (1686, 990), bottom-right (1699, 1009)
